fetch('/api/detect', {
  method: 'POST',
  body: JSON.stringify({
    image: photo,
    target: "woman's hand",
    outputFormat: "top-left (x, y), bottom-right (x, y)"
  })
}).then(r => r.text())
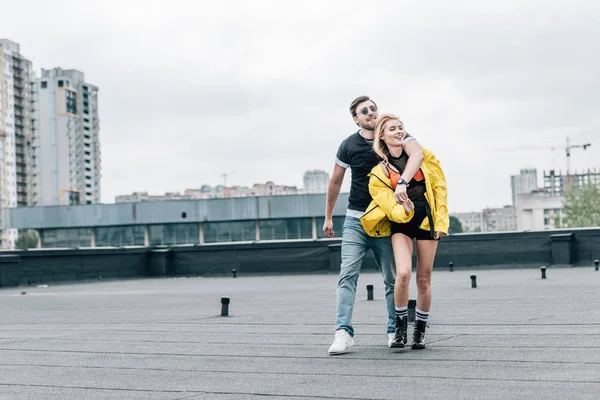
top-left (402, 198), bottom-right (414, 214)
top-left (434, 231), bottom-right (447, 240)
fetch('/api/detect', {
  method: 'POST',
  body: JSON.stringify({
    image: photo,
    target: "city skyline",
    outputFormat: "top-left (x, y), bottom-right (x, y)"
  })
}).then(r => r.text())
top-left (2, 1), bottom-right (599, 214)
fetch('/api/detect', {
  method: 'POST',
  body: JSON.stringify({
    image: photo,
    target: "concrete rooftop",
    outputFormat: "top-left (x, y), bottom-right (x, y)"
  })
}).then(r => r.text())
top-left (0, 266), bottom-right (599, 399)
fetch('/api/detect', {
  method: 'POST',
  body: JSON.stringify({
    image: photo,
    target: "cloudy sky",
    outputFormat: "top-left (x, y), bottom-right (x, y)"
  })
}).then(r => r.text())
top-left (4, 0), bottom-right (600, 212)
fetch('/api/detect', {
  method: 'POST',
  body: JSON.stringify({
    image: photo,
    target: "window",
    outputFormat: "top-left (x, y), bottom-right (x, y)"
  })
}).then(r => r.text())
top-left (148, 223), bottom-right (199, 246)
top-left (259, 218), bottom-right (312, 240)
top-left (58, 80), bottom-right (64, 87)
top-left (204, 221), bottom-right (255, 243)
top-left (41, 81), bottom-right (47, 89)
top-left (316, 216), bottom-right (346, 238)
top-left (95, 225), bottom-right (146, 247)
top-left (65, 89), bottom-right (77, 114)
top-left (40, 228), bottom-right (92, 248)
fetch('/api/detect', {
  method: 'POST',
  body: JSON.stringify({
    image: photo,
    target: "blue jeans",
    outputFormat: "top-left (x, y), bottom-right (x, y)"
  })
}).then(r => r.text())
top-left (335, 216), bottom-right (396, 336)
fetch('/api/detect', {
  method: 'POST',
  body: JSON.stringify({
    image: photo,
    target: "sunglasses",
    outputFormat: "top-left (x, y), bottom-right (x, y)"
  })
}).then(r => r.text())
top-left (358, 105), bottom-right (378, 115)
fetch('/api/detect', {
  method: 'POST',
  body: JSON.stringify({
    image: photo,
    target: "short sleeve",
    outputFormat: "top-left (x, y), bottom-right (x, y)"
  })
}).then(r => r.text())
top-left (335, 139), bottom-right (350, 168)
top-left (402, 133), bottom-right (416, 147)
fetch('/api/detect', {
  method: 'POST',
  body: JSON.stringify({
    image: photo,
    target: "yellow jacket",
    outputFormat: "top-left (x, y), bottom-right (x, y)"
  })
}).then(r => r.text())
top-left (360, 148), bottom-right (449, 237)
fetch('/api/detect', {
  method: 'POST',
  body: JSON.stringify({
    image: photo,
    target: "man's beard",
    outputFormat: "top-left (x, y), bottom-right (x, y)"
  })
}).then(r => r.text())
top-left (359, 119), bottom-right (376, 131)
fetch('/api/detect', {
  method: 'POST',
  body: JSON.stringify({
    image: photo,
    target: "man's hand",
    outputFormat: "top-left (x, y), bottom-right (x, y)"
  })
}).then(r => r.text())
top-left (323, 219), bottom-right (335, 238)
top-left (402, 198), bottom-right (414, 214)
top-left (434, 231), bottom-right (447, 240)
top-left (394, 183), bottom-right (408, 204)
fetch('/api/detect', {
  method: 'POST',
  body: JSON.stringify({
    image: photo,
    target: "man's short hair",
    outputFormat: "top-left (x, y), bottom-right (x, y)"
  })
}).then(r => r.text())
top-left (349, 95), bottom-right (376, 117)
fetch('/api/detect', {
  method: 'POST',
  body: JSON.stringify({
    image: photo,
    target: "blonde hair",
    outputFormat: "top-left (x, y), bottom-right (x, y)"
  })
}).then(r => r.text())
top-left (372, 113), bottom-right (405, 164)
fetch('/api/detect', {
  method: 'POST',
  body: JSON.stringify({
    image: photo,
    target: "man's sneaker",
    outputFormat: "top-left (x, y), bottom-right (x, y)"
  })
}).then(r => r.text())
top-left (388, 333), bottom-right (395, 348)
top-left (328, 329), bottom-right (354, 355)
top-left (412, 319), bottom-right (427, 349)
top-left (390, 315), bottom-right (408, 348)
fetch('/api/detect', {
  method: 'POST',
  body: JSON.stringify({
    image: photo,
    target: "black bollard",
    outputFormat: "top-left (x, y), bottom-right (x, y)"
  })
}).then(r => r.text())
top-left (470, 275), bottom-right (477, 288)
top-left (595, 260), bottom-right (599, 271)
top-left (449, 261), bottom-right (454, 272)
top-left (366, 284), bottom-right (374, 301)
top-left (541, 266), bottom-right (547, 279)
top-left (221, 296), bottom-right (230, 316)
top-left (232, 269), bottom-right (237, 278)
top-left (408, 299), bottom-right (416, 322)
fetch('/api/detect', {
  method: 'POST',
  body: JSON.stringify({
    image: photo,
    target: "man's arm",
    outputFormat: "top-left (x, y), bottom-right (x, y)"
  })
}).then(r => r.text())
top-left (394, 136), bottom-right (425, 203)
top-left (401, 138), bottom-right (424, 182)
top-left (323, 164), bottom-right (346, 237)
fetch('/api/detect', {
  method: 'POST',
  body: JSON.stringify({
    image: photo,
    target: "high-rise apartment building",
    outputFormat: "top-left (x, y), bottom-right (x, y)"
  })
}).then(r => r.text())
top-left (510, 168), bottom-right (538, 206)
top-left (36, 68), bottom-right (101, 206)
top-left (0, 39), bottom-right (36, 248)
top-left (303, 170), bottom-right (329, 194)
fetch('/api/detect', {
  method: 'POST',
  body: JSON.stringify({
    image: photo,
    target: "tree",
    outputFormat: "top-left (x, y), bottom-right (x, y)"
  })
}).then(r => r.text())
top-left (449, 216), bottom-right (463, 234)
top-left (561, 183), bottom-right (600, 228)
top-left (15, 230), bottom-right (38, 250)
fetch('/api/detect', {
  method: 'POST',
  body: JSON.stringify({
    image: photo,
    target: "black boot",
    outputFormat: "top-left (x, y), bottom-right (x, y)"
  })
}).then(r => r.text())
top-left (412, 319), bottom-right (427, 349)
top-left (390, 315), bottom-right (408, 348)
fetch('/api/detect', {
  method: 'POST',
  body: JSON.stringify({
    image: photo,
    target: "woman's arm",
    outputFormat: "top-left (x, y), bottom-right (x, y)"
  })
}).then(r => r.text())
top-left (369, 174), bottom-right (415, 223)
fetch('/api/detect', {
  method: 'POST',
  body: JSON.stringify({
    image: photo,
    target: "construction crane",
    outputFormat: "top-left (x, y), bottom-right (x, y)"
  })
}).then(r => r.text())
top-left (493, 137), bottom-right (592, 179)
top-left (565, 137), bottom-right (592, 188)
top-left (221, 171), bottom-right (234, 187)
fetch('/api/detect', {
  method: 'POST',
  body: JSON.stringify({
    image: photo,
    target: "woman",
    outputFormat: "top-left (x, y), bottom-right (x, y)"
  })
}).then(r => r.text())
top-left (360, 113), bottom-right (449, 349)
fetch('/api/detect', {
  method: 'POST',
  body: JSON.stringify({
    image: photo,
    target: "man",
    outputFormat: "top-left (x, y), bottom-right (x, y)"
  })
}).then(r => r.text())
top-left (324, 95), bottom-right (424, 355)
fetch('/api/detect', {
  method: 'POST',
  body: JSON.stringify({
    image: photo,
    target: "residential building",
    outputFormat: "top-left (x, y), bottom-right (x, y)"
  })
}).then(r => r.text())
top-left (482, 206), bottom-right (517, 232)
top-left (451, 211), bottom-right (483, 233)
top-left (303, 170), bottom-right (329, 194)
top-left (115, 191), bottom-right (191, 203)
top-left (0, 39), bottom-right (36, 248)
top-left (452, 206), bottom-right (517, 233)
top-left (510, 168), bottom-right (538, 206)
top-left (117, 182), bottom-right (301, 203)
top-left (513, 169), bottom-right (600, 231)
top-left (36, 68), bottom-right (100, 206)
top-left (516, 191), bottom-right (564, 231)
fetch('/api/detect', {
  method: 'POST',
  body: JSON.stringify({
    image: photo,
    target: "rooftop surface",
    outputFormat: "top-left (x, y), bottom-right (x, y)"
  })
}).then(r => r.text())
top-left (0, 266), bottom-right (599, 399)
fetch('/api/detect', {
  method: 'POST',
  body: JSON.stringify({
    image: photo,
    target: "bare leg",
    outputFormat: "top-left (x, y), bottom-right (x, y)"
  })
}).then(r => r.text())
top-left (391, 233), bottom-right (413, 307)
top-left (415, 239), bottom-right (439, 312)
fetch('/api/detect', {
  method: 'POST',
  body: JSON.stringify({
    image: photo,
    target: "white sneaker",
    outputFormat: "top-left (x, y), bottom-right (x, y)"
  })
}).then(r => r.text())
top-left (328, 329), bottom-right (354, 355)
top-left (388, 333), bottom-right (395, 348)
